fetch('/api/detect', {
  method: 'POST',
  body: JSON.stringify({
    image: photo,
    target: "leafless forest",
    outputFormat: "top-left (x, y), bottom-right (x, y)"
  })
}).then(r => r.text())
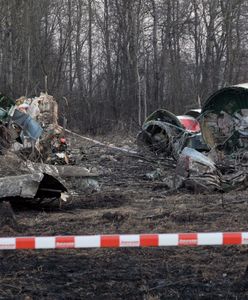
top-left (2, 1), bottom-right (248, 299)
top-left (0, 0), bottom-right (248, 133)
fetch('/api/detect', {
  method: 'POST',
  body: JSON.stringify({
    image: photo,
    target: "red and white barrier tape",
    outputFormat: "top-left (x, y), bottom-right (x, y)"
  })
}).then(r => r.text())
top-left (0, 232), bottom-right (248, 250)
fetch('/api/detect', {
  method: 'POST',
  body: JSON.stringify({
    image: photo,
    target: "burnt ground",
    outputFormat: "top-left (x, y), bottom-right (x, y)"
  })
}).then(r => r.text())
top-left (1, 134), bottom-right (248, 299)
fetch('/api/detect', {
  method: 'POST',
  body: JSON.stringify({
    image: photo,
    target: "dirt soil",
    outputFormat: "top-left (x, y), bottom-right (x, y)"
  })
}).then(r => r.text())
top-left (1, 134), bottom-right (248, 299)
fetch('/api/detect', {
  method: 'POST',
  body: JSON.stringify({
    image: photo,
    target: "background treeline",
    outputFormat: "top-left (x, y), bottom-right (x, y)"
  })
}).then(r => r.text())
top-left (0, 0), bottom-right (247, 133)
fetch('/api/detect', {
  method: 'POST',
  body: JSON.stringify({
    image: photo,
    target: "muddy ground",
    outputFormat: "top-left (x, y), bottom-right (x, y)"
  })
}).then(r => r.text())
top-left (1, 134), bottom-right (248, 299)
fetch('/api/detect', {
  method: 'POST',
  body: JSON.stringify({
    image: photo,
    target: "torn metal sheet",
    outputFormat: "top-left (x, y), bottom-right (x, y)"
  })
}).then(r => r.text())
top-left (184, 109), bottom-right (201, 119)
top-left (24, 162), bottom-right (98, 178)
top-left (12, 109), bottom-right (43, 141)
top-left (0, 173), bottom-right (44, 198)
top-left (0, 171), bottom-right (67, 200)
top-left (144, 109), bottom-right (183, 128)
top-left (24, 161), bottom-right (100, 194)
top-left (176, 147), bottom-right (221, 192)
top-left (16, 93), bottom-right (58, 127)
top-left (221, 171), bottom-right (248, 192)
top-left (137, 109), bottom-right (186, 158)
top-left (0, 153), bottom-right (67, 200)
top-left (0, 93), bottom-right (43, 151)
top-left (200, 83), bottom-right (248, 154)
top-left (13, 93), bottom-right (64, 163)
top-left (0, 94), bottom-right (14, 120)
top-left (141, 120), bottom-right (186, 156)
top-left (137, 109), bottom-right (208, 158)
top-left (185, 133), bottom-right (209, 151)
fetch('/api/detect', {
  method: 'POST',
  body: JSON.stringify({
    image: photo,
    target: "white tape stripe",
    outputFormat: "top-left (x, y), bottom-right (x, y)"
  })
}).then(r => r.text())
top-left (242, 233), bottom-right (248, 245)
top-left (198, 233), bottom-right (222, 245)
top-left (75, 235), bottom-right (100, 248)
top-left (159, 234), bottom-right (178, 246)
top-left (0, 238), bottom-right (16, 249)
top-left (120, 235), bottom-right (140, 247)
top-left (0, 232), bottom-right (247, 250)
top-left (35, 237), bottom-right (55, 249)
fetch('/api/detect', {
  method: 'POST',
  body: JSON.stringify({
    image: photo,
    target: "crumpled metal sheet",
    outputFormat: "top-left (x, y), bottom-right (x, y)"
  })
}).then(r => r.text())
top-left (24, 161), bottom-right (98, 178)
top-left (0, 152), bottom-right (67, 200)
top-left (0, 158), bottom-right (100, 200)
top-left (0, 94), bottom-right (14, 120)
top-left (144, 109), bottom-right (183, 128)
top-left (23, 161), bottom-right (100, 194)
top-left (0, 173), bottom-right (44, 198)
top-left (221, 170), bottom-right (248, 192)
top-left (12, 109), bottom-right (43, 141)
top-left (176, 147), bottom-right (221, 192)
top-left (184, 109), bottom-right (201, 119)
top-left (142, 120), bottom-right (185, 155)
top-left (137, 110), bottom-right (187, 158)
top-left (138, 109), bottom-right (208, 158)
top-left (200, 83), bottom-right (248, 154)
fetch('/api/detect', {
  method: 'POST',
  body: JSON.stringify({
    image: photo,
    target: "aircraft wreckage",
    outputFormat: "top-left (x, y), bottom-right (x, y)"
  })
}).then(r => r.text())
top-left (0, 93), bottom-right (99, 202)
top-left (137, 108), bottom-right (207, 158)
top-left (1, 83), bottom-right (248, 201)
top-left (138, 83), bottom-right (248, 192)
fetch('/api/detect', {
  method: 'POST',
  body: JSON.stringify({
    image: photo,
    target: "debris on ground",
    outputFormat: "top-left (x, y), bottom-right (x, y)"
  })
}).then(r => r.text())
top-left (177, 115), bottom-right (201, 133)
top-left (137, 109), bottom-right (208, 159)
top-left (14, 93), bottom-right (69, 164)
top-left (0, 92), bottom-right (100, 204)
top-left (1, 85), bottom-right (248, 298)
top-left (137, 109), bottom-right (187, 158)
top-left (3, 134), bottom-right (248, 299)
top-left (137, 83), bottom-right (248, 193)
top-left (0, 83), bottom-right (247, 204)
top-left (184, 108), bottom-right (201, 119)
top-left (200, 83), bottom-right (248, 158)
top-left (0, 152), bottom-right (67, 201)
top-left (0, 201), bottom-right (17, 229)
top-left (176, 147), bottom-right (221, 192)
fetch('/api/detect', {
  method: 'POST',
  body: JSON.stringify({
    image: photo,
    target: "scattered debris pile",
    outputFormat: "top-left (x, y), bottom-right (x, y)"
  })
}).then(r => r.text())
top-left (139, 83), bottom-right (248, 193)
top-left (137, 109), bottom-right (207, 159)
top-left (14, 93), bottom-right (69, 164)
top-left (0, 92), bottom-right (99, 203)
top-left (137, 109), bottom-right (188, 158)
top-left (200, 83), bottom-right (248, 157)
top-left (176, 147), bottom-right (221, 192)
top-left (0, 152), bottom-right (65, 200)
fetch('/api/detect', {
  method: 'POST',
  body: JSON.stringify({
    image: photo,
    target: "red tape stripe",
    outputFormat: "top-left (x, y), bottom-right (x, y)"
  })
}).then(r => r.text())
top-left (2, 232), bottom-right (248, 250)
top-left (223, 232), bottom-right (242, 245)
top-left (16, 237), bottom-right (35, 249)
top-left (179, 233), bottom-right (198, 246)
top-left (101, 235), bottom-right (120, 247)
top-left (140, 234), bottom-right (159, 247)
top-left (56, 236), bottom-right (75, 248)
